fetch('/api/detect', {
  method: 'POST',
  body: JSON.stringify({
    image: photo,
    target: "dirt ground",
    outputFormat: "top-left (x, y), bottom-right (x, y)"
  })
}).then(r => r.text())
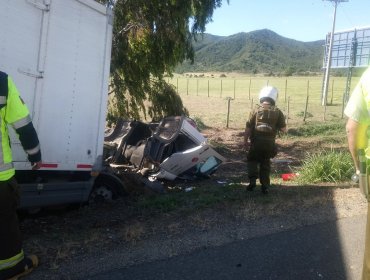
top-left (21, 128), bottom-right (368, 279)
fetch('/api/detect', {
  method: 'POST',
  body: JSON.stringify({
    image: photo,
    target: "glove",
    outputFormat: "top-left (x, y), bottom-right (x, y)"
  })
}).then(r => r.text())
top-left (31, 161), bottom-right (42, 170)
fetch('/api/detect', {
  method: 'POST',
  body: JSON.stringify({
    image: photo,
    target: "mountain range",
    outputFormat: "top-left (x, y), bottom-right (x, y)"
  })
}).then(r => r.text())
top-left (176, 29), bottom-right (325, 75)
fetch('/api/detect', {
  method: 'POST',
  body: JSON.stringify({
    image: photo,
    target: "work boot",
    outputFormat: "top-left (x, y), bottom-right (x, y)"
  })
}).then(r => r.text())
top-left (246, 180), bottom-right (256, 192)
top-left (261, 185), bottom-right (269, 194)
top-left (2, 255), bottom-right (39, 280)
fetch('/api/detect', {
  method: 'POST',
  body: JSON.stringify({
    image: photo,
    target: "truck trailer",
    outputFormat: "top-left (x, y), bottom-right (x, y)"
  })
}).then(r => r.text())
top-left (0, 0), bottom-right (119, 209)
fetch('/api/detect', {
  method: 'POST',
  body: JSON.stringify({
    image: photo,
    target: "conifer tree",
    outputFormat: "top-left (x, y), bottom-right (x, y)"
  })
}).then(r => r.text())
top-left (97, 0), bottom-right (227, 121)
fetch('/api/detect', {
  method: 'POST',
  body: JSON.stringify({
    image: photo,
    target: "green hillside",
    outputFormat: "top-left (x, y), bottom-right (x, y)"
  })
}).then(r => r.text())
top-left (176, 29), bottom-right (324, 74)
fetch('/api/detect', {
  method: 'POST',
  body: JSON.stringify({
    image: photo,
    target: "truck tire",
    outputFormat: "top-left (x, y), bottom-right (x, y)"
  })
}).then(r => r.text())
top-left (89, 173), bottom-right (127, 204)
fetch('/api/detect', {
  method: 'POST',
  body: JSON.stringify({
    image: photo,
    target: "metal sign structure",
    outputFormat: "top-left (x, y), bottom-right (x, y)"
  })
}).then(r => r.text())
top-left (322, 26), bottom-right (370, 103)
top-left (323, 26), bottom-right (370, 68)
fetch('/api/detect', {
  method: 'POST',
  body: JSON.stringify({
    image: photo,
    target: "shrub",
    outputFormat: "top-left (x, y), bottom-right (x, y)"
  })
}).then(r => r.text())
top-left (297, 149), bottom-right (354, 184)
top-left (191, 116), bottom-right (208, 130)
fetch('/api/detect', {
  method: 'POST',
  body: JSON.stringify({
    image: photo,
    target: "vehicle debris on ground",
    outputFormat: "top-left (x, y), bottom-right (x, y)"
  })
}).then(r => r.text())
top-left (104, 115), bottom-right (226, 193)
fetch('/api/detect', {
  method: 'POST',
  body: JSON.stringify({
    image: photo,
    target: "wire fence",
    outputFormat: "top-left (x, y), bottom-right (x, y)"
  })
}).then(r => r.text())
top-left (167, 75), bottom-right (360, 129)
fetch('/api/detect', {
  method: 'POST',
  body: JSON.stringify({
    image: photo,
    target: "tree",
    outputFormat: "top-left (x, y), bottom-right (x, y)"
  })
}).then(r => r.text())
top-left (97, 0), bottom-right (228, 121)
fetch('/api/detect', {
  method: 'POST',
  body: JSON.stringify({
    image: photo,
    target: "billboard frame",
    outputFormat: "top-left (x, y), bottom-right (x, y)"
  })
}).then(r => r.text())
top-left (322, 26), bottom-right (370, 105)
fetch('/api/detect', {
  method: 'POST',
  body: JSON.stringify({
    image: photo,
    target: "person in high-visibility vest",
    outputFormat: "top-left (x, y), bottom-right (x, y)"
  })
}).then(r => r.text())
top-left (345, 66), bottom-right (370, 280)
top-left (0, 71), bottom-right (42, 280)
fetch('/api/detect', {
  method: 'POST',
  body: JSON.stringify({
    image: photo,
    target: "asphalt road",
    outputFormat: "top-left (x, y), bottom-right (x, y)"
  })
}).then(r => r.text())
top-left (84, 214), bottom-right (366, 280)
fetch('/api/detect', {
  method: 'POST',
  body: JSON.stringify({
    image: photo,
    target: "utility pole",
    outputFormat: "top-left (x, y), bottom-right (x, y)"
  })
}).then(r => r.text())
top-left (322, 0), bottom-right (348, 106)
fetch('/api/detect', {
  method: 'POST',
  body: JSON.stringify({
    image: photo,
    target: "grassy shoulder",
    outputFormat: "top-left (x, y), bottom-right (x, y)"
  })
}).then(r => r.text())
top-left (134, 119), bottom-right (354, 215)
top-left (24, 119), bottom-right (362, 271)
top-left (283, 120), bottom-right (354, 184)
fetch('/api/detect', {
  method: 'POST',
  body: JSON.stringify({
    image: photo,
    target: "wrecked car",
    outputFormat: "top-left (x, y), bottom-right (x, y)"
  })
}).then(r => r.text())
top-left (104, 116), bottom-right (225, 187)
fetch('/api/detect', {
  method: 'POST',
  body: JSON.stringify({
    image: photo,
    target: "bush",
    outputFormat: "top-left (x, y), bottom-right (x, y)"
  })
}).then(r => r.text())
top-left (297, 149), bottom-right (354, 184)
top-left (191, 116), bottom-right (208, 130)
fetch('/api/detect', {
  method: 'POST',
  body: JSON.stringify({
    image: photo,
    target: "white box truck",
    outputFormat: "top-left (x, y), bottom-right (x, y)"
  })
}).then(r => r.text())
top-left (0, 0), bottom-right (121, 208)
top-left (0, 0), bottom-right (226, 210)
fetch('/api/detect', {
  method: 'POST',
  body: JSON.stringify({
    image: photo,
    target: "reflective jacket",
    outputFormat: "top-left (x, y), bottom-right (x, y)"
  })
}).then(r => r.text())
top-left (0, 71), bottom-right (41, 181)
top-left (344, 67), bottom-right (370, 153)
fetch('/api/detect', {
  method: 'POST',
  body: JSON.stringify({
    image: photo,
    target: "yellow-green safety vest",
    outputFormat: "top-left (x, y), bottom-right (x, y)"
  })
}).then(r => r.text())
top-left (344, 66), bottom-right (370, 156)
top-left (0, 71), bottom-right (41, 181)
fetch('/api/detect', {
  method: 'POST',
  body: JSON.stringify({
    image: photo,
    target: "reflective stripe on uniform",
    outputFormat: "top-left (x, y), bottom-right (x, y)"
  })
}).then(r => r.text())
top-left (11, 115), bottom-right (32, 130)
top-left (0, 250), bottom-right (24, 271)
top-left (0, 96), bottom-right (6, 105)
top-left (25, 144), bottom-right (40, 156)
top-left (0, 162), bottom-right (14, 172)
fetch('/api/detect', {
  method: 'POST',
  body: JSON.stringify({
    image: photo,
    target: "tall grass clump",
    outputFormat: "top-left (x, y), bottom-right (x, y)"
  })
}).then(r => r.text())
top-left (191, 116), bottom-right (208, 130)
top-left (287, 121), bottom-right (346, 138)
top-left (297, 149), bottom-right (354, 184)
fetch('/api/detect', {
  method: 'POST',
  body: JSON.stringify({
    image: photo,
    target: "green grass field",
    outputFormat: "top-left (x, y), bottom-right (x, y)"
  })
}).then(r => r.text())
top-left (167, 74), bottom-right (360, 129)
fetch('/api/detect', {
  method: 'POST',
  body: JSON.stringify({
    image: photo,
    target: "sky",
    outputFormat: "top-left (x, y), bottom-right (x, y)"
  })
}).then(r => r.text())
top-left (204, 0), bottom-right (370, 42)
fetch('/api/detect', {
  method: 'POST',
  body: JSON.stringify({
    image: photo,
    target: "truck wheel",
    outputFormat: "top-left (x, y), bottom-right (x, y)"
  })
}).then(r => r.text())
top-left (89, 174), bottom-right (127, 204)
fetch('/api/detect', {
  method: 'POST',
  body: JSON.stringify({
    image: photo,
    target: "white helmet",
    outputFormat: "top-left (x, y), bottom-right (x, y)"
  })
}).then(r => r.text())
top-left (259, 86), bottom-right (278, 102)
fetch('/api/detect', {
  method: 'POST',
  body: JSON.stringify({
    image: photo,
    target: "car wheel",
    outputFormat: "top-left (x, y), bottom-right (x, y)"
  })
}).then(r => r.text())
top-left (89, 174), bottom-right (126, 204)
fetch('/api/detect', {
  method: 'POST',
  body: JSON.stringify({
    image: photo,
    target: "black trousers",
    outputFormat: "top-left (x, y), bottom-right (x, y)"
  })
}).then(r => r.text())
top-left (247, 138), bottom-right (276, 186)
top-left (0, 177), bottom-right (22, 262)
top-left (247, 158), bottom-right (271, 186)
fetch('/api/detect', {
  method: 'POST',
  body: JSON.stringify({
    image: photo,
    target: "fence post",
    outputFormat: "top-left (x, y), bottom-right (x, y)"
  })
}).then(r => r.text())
top-left (220, 79), bottom-right (223, 98)
top-left (207, 80), bottom-right (210, 97)
top-left (186, 79), bottom-right (189, 95)
top-left (176, 78), bottom-right (179, 94)
top-left (284, 79), bottom-right (287, 102)
top-left (226, 97), bottom-right (233, 128)
top-left (303, 80), bottom-right (309, 122)
top-left (248, 78), bottom-right (251, 100)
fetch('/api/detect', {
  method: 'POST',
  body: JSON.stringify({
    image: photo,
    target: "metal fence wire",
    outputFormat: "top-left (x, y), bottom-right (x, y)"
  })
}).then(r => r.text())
top-left (168, 75), bottom-right (360, 128)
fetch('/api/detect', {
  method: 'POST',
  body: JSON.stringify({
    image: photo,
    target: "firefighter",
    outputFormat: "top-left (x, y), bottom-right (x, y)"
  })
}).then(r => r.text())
top-left (345, 66), bottom-right (370, 280)
top-left (0, 71), bottom-right (42, 280)
top-left (244, 86), bottom-right (286, 194)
